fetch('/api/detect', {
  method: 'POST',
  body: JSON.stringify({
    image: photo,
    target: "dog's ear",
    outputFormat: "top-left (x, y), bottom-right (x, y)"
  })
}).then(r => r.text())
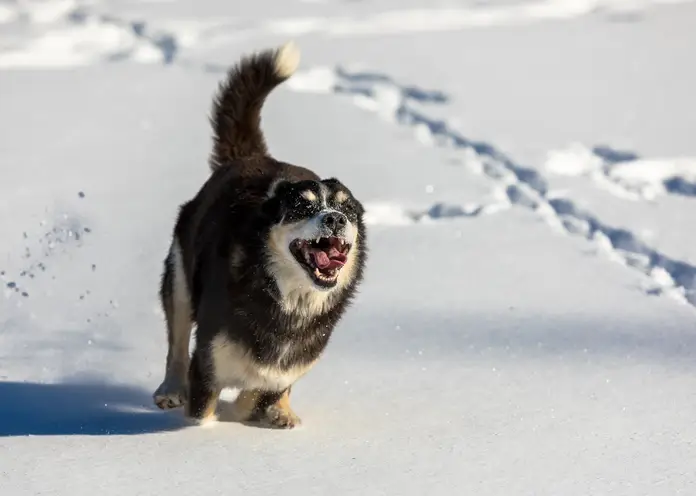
top-left (262, 179), bottom-right (292, 221)
top-left (321, 177), bottom-right (345, 189)
top-left (267, 178), bottom-right (291, 199)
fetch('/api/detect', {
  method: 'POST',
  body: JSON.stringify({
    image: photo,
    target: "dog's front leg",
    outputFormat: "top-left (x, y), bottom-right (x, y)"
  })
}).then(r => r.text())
top-left (185, 348), bottom-right (221, 424)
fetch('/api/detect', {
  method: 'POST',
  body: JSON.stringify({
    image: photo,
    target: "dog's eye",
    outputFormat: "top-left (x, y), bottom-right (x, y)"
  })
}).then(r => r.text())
top-left (285, 192), bottom-right (321, 217)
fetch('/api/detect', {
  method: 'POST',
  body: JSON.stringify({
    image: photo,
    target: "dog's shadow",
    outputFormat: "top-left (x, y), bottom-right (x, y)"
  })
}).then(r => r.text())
top-left (0, 380), bottom-right (189, 437)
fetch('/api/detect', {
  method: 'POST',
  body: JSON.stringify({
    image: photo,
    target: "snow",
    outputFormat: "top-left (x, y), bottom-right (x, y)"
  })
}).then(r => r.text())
top-left (545, 142), bottom-right (696, 201)
top-left (2, 0), bottom-right (696, 494)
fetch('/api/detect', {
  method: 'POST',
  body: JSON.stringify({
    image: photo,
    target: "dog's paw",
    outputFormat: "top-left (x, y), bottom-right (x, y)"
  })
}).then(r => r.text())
top-left (153, 377), bottom-right (187, 410)
top-left (262, 404), bottom-right (302, 429)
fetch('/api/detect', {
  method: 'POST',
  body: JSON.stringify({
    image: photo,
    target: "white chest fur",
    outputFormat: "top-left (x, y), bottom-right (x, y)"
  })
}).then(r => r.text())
top-left (210, 334), bottom-right (315, 392)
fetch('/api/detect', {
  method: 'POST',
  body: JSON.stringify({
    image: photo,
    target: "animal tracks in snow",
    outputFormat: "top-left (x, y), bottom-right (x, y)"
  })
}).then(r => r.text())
top-left (545, 143), bottom-right (696, 201)
top-left (0, 0), bottom-right (181, 67)
top-left (288, 65), bottom-right (696, 308)
top-left (2, 0), bottom-right (690, 69)
top-left (1, 1), bottom-right (694, 310)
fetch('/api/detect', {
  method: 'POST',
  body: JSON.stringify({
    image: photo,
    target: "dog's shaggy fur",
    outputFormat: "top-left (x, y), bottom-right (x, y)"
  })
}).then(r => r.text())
top-left (152, 42), bottom-right (367, 429)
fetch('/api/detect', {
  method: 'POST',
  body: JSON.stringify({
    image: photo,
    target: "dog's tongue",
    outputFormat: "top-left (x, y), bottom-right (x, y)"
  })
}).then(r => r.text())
top-left (312, 248), bottom-right (346, 270)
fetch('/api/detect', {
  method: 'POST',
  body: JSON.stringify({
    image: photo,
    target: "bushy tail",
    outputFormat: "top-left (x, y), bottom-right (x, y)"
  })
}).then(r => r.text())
top-left (208, 41), bottom-right (300, 171)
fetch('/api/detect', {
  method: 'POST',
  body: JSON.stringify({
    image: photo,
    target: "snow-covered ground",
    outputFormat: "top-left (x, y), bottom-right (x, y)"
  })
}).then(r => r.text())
top-left (2, 0), bottom-right (696, 494)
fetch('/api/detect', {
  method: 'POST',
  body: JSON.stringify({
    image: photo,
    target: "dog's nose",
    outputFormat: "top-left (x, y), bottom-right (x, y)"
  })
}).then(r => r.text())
top-left (322, 211), bottom-right (348, 231)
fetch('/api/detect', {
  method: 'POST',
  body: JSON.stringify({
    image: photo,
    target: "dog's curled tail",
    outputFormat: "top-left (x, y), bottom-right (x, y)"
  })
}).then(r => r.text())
top-left (209, 41), bottom-right (300, 171)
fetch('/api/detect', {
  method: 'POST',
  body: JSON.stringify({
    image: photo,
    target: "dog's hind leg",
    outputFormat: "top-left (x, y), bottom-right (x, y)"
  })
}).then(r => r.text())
top-left (153, 238), bottom-right (193, 409)
top-left (230, 387), bottom-right (301, 429)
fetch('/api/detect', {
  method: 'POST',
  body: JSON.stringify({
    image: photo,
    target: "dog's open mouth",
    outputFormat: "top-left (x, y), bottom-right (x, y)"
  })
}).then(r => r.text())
top-left (290, 237), bottom-right (350, 287)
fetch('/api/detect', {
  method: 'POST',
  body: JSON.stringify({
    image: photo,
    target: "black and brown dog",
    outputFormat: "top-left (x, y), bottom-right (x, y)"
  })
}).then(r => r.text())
top-left (153, 42), bottom-right (367, 429)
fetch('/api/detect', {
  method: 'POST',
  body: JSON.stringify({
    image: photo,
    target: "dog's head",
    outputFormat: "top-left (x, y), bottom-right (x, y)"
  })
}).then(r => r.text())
top-left (263, 177), bottom-right (365, 299)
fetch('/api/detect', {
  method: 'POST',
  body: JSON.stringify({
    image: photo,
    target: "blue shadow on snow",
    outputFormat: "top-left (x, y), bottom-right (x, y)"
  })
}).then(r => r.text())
top-left (0, 380), bottom-right (188, 437)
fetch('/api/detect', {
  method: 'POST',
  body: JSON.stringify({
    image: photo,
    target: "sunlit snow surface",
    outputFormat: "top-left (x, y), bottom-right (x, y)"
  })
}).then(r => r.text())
top-left (1, 0), bottom-right (696, 494)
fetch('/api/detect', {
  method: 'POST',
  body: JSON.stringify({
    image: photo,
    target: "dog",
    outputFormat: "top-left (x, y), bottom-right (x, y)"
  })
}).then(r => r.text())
top-left (152, 42), bottom-right (367, 429)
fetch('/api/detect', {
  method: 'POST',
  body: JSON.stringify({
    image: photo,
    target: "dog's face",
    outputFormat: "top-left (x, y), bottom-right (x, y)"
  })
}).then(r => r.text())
top-left (264, 177), bottom-right (364, 293)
